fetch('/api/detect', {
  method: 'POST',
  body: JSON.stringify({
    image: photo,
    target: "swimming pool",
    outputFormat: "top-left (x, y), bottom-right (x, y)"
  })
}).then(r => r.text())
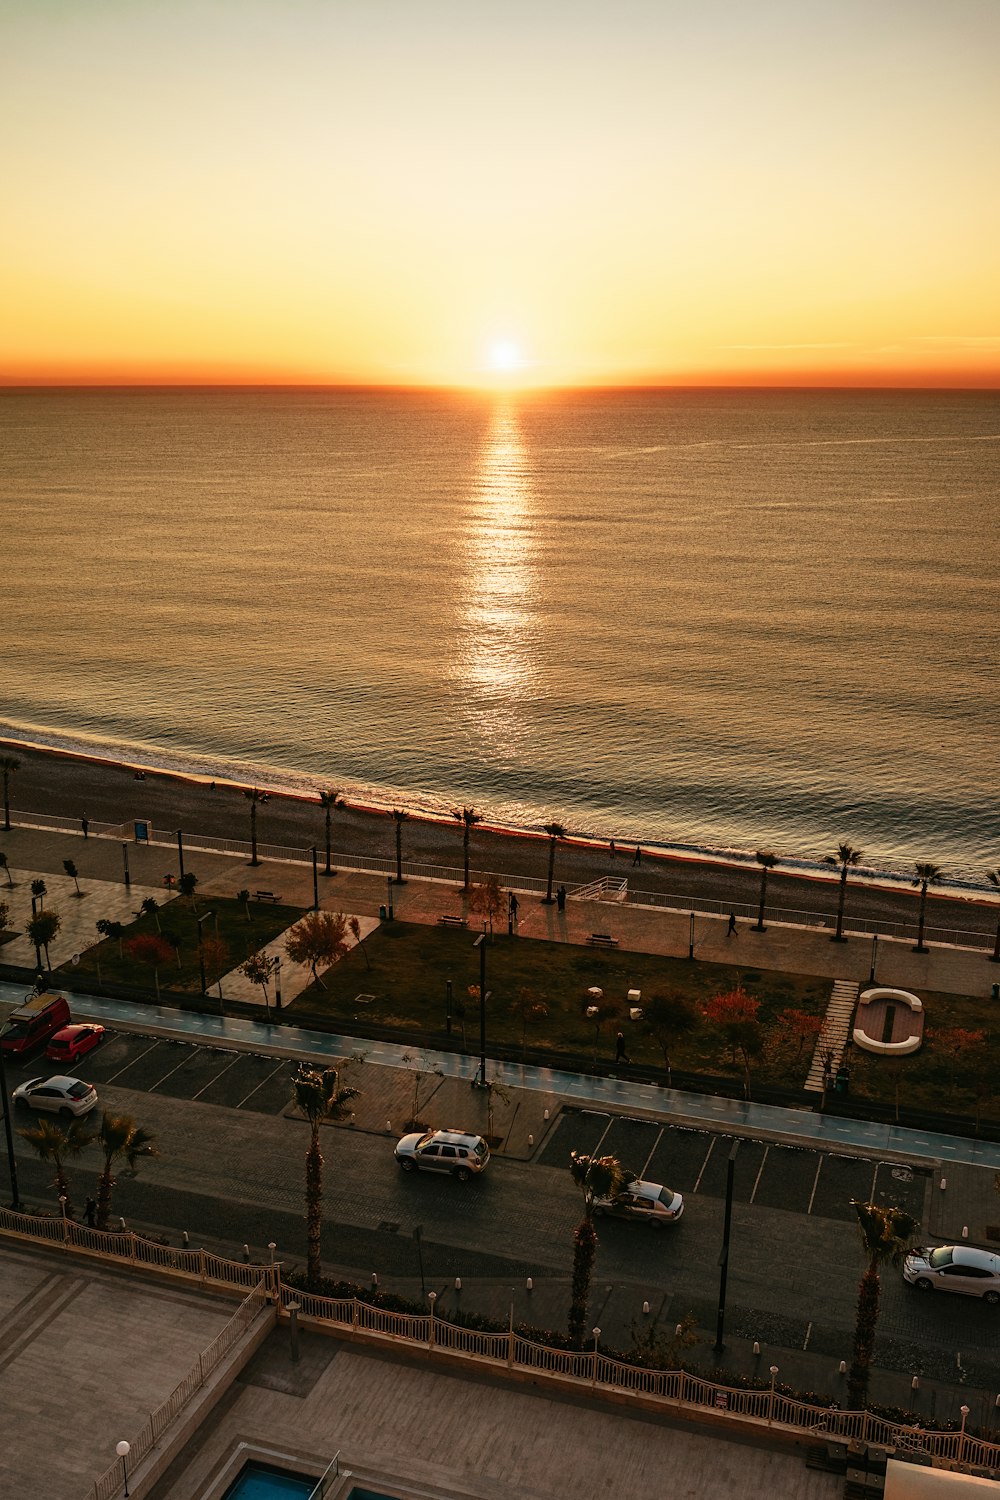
top-left (222, 1462), bottom-right (317, 1500)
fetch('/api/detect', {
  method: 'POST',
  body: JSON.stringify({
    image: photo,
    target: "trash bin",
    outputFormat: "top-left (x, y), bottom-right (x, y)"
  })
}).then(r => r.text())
top-left (835, 1068), bottom-right (850, 1097)
top-left (379, 904), bottom-right (387, 920)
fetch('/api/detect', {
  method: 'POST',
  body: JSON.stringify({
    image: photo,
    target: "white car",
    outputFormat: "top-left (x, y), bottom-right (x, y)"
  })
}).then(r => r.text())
top-left (903, 1245), bottom-right (1000, 1304)
top-left (13, 1075), bottom-right (98, 1118)
top-left (394, 1129), bottom-right (490, 1181)
top-left (593, 1179), bottom-right (684, 1227)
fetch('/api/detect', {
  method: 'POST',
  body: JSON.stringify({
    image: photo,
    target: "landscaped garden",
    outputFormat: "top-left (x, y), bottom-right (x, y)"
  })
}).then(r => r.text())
top-left (846, 988), bottom-right (1000, 1121)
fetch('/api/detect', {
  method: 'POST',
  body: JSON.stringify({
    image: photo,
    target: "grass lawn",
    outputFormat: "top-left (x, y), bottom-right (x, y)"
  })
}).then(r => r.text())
top-left (286, 921), bottom-right (831, 1088)
top-left (847, 987), bottom-right (1000, 1122)
top-left (60, 895), bottom-right (306, 992)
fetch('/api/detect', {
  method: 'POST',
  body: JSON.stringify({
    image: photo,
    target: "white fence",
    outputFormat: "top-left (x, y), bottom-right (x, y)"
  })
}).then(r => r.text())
top-left (0, 1207), bottom-right (995, 1485)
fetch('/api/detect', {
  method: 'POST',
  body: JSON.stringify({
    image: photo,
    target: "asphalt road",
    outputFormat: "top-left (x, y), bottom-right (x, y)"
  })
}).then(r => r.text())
top-left (5, 1027), bottom-right (1000, 1395)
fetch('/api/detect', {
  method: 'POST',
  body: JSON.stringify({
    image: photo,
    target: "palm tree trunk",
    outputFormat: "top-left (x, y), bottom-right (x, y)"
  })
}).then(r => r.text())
top-left (568, 1216), bottom-right (597, 1348)
top-left (993, 918), bottom-right (1000, 964)
top-left (754, 868), bottom-right (769, 931)
top-left (544, 840), bottom-right (556, 904)
top-left (96, 1162), bottom-right (115, 1231)
top-left (914, 882), bottom-right (929, 953)
top-left (324, 809), bottom-right (333, 876)
top-left (848, 1261), bottom-right (880, 1407)
top-left (395, 823), bottom-right (403, 883)
top-left (305, 1129), bottom-right (324, 1287)
top-left (463, 829), bottom-right (470, 891)
top-left (250, 803), bottom-right (259, 867)
top-left (2, 773), bottom-right (10, 831)
top-left (833, 867), bottom-right (848, 942)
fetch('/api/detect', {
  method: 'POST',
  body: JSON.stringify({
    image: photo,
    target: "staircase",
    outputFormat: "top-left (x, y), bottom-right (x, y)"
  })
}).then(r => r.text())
top-left (804, 980), bottom-right (860, 1092)
top-left (568, 877), bottom-right (629, 903)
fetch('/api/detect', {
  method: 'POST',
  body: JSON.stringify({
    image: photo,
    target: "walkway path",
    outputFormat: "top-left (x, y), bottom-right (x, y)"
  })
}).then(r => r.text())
top-left (805, 979), bottom-right (859, 1092)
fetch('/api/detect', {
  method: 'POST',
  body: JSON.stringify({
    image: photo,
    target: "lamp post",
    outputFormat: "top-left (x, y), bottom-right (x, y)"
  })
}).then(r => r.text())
top-left (869, 933), bottom-right (879, 983)
top-left (196, 911), bottom-right (213, 994)
top-left (473, 929), bottom-right (487, 1088)
top-left (960, 1404), bottom-right (970, 1465)
top-left (116, 1439), bottom-right (131, 1497)
top-left (714, 1139), bottom-right (739, 1354)
top-left (176, 829), bottom-right (185, 881)
top-left (592, 1327), bottom-right (601, 1386)
top-left (273, 955), bottom-right (282, 1011)
top-left (311, 846), bottom-right (319, 911)
top-left (768, 1365), bottom-right (779, 1424)
top-left (446, 977), bottom-right (453, 1035)
top-left (689, 911), bottom-right (695, 960)
top-left (121, 843), bottom-right (131, 889)
top-left (386, 876), bottom-right (394, 922)
top-left (0, 1029), bottom-right (23, 1209)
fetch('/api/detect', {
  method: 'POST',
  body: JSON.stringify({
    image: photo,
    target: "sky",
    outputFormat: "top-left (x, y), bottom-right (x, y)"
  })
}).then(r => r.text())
top-left (2, 0), bottom-right (999, 388)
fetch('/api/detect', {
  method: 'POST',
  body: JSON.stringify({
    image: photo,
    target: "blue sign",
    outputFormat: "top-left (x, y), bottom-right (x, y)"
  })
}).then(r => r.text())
top-left (134, 820), bottom-right (150, 843)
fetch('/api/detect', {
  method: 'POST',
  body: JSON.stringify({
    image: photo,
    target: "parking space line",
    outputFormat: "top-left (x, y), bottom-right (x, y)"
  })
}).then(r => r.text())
top-left (692, 1135), bottom-right (716, 1193)
top-left (749, 1146), bottom-right (769, 1204)
top-left (868, 1160), bottom-right (878, 1199)
top-left (237, 1061), bottom-right (286, 1109)
top-left (151, 1047), bottom-right (204, 1090)
top-left (591, 1115), bottom-right (614, 1156)
top-left (640, 1127), bottom-right (663, 1178)
top-left (104, 1040), bottom-right (160, 1085)
top-left (806, 1155), bottom-right (823, 1215)
top-left (803, 1320), bottom-right (812, 1351)
top-left (190, 1053), bottom-right (241, 1101)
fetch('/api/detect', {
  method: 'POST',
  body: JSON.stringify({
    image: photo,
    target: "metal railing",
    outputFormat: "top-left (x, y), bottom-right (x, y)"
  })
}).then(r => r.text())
top-left (308, 1452), bottom-right (341, 1499)
top-left (0, 1209), bottom-right (995, 1482)
top-left (570, 876), bottom-right (628, 903)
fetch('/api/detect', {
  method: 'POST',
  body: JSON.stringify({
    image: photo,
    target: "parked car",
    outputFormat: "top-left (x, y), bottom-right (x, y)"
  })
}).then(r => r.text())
top-left (394, 1129), bottom-right (490, 1180)
top-left (903, 1245), bottom-right (1000, 1303)
top-left (46, 1023), bottom-right (106, 1063)
top-left (593, 1179), bottom-right (684, 1227)
top-left (1, 992), bottom-right (72, 1056)
top-left (12, 1076), bottom-right (99, 1117)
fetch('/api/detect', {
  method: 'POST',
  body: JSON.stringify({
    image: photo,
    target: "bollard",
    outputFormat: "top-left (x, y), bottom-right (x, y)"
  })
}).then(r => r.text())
top-left (455, 1276), bottom-right (462, 1291)
top-left (268, 1242), bottom-right (277, 1263)
top-left (528, 1134), bottom-right (533, 1147)
top-left (543, 1109), bottom-right (549, 1120)
top-left (912, 1375), bottom-right (920, 1390)
top-left (119, 1217), bottom-right (126, 1232)
top-left (182, 1231), bottom-right (189, 1249)
top-left (753, 1341), bottom-right (760, 1356)
top-left (675, 1324), bottom-right (682, 1337)
top-left (371, 1273), bottom-right (378, 1289)
top-left (243, 1244), bottom-right (250, 1263)
top-left (526, 1277), bottom-right (533, 1291)
top-left (962, 1225), bottom-right (969, 1239)
top-left (642, 1301), bottom-right (650, 1316)
top-left (940, 1177), bottom-right (947, 1190)
top-left (386, 1119), bottom-right (392, 1132)
top-left (839, 1361), bottom-right (847, 1375)
top-left (287, 1300), bottom-right (301, 1363)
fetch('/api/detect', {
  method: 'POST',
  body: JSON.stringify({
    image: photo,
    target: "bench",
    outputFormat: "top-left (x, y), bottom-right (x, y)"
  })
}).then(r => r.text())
top-left (587, 932), bottom-right (619, 948)
top-left (254, 890), bottom-right (280, 904)
top-left (438, 915), bottom-right (468, 928)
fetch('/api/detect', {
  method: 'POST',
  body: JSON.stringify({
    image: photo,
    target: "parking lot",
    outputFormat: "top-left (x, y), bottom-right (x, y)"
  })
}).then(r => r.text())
top-left (537, 1107), bottom-right (930, 1224)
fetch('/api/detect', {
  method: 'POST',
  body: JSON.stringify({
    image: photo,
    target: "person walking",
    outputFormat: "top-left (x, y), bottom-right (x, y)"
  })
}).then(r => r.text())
top-left (556, 885), bottom-right (566, 911)
top-left (632, 844), bottom-right (642, 867)
top-left (727, 912), bottom-right (738, 936)
top-left (81, 815), bottom-right (89, 840)
top-left (509, 891), bottom-right (519, 933)
top-left (609, 839), bottom-right (616, 861)
top-left (615, 1031), bottom-right (629, 1064)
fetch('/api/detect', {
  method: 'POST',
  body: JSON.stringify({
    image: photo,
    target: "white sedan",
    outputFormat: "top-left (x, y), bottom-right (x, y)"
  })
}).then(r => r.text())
top-left (903, 1245), bottom-right (1000, 1303)
top-left (12, 1076), bottom-right (98, 1118)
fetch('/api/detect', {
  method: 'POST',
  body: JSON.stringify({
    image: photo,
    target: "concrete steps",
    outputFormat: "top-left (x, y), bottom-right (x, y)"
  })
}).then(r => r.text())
top-left (804, 979), bottom-right (860, 1092)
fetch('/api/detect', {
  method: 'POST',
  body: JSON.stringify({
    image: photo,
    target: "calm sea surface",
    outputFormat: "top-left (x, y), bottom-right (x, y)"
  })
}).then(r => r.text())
top-left (2, 387), bottom-right (998, 882)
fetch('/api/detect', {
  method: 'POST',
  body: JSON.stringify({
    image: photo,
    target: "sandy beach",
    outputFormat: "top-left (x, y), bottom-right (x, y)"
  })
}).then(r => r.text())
top-left (1, 738), bottom-right (994, 942)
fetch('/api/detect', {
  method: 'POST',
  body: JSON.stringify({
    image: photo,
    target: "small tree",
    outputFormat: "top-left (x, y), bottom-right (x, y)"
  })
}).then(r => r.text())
top-left (285, 910), bottom-right (350, 989)
top-left (468, 872), bottom-right (505, 937)
top-left (235, 888), bottom-right (252, 921)
top-left (0, 753), bottom-right (20, 831)
top-left (240, 949), bottom-right (276, 1013)
top-left (511, 988), bottom-right (548, 1057)
top-left (644, 992), bottom-right (699, 1082)
top-left (567, 1152), bottom-right (630, 1347)
top-left (96, 1112), bottom-right (157, 1230)
top-left (319, 789), bottom-right (344, 876)
top-left (542, 821), bottom-right (566, 905)
top-left (778, 1007), bottom-right (824, 1060)
top-left (848, 1201), bottom-right (917, 1407)
top-left (178, 871), bottom-right (199, 909)
top-left (451, 805), bottom-right (482, 891)
top-left (140, 896), bottom-right (161, 931)
top-left (348, 915), bottom-right (370, 968)
top-left (26, 909), bottom-right (61, 969)
top-left (912, 861), bottom-right (942, 953)
top-left (18, 1115), bottom-right (94, 1219)
top-left (702, 985), bottom-right (762, 1099)
top-left (30, 878), bottom-right (47, 909)
top-left (401, 1051), bottom-right (444, 1129)
top-left (63, 858), bottom-right (82, 897)
top-left (243, 787), bottom-right (270, 867)
top-left (484, 1076), bottom-right (510, 1141)
top-left (96, 917), bottom-right (125, 959)
top-left (0, 898), bottom-right (9, 933)
top-left (390, 808), bottom-right (409, 883)
top-left (124, 934), bottom-right (174, 1000)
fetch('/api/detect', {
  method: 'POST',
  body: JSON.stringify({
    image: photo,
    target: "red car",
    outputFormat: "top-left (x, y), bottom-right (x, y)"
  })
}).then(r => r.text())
top-left (46, 1024), bottom-right (106, 1063)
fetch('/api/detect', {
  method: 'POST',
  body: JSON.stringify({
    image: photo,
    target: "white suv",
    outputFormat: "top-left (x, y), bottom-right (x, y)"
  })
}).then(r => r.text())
top-left (394, 1129), bottom-right (490, 1181)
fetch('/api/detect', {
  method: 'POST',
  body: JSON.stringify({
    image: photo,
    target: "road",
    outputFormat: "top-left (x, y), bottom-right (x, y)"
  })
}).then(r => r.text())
top-left (4, 1021), bottom-right (999, 1408)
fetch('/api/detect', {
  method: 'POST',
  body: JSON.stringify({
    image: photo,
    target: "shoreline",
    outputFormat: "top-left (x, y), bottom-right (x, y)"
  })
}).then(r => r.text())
top-left (2, 735), bottom-right (996, 923)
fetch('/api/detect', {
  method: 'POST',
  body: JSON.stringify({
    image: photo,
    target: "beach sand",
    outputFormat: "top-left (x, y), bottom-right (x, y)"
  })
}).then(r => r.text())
top-left (0, 738), bottom-right (993, 938)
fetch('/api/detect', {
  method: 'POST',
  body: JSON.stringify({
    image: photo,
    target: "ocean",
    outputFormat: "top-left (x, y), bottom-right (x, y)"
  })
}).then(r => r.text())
top-left (3, 386), bottom-right (998, 883)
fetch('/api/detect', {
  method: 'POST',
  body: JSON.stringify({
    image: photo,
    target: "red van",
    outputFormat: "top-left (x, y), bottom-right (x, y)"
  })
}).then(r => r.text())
top-left (1, 992), bottom-right (72, 1056)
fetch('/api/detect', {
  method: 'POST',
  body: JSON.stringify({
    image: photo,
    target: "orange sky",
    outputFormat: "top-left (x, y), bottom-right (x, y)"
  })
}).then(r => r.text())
top-left (3, 1), bottom-right (999, 388)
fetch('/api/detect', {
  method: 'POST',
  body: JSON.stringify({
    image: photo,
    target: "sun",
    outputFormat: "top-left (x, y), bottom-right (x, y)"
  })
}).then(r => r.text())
top-left (487, 338), bottom-right (523, 373)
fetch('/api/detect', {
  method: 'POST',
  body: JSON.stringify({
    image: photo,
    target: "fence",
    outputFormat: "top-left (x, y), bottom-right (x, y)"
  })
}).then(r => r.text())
top-left (0, 1208), bottom-right (995, 1483)
top-left (11, 809), bottom-right (996, 952)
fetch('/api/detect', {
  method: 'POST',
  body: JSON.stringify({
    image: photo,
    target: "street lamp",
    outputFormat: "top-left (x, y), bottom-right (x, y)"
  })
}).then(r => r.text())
top-left (121, 843), bottom-right (131, 889)
top-left (0, 1026), bottom-right (23, 1209)
top-left (869, 933), bottom-right (879, 983)
top-left (960, 1404), bottom-right (970, 1465)
top-left (273, 955), bottom-right (282, 1011)
top-left (689, 911), bottom-right (695, 960)
top-left (311, 846), bottom-right (319, 911)
top-left (386, 876), bottom-right (394, 922)
top-left (473, 929), bottom-right (487, 1088)
top-left (116, 1439), bottom-right (131, 1497)
top-left (768, 1365), bottom-right (779, 1425)
top-left (196, 911), bottom-right (214, 994)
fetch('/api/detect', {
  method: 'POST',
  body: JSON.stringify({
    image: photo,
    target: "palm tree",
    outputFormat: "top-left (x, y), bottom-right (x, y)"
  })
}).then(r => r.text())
top-left (912, 861), bottom-right (942, 953)
top-left (0, 754), bottom-right (20, 831)
top-left (243, 787), bottom-right (270, 867)
top-left (752, 850), bottom-right (778, 932)
top-left (390, 808), bottom-right (409, 884)
top-left (847, 1200), bottom-right (917, 1408)
top-left (292, 1066), bottom-right (359, 1287)
top-left (318, 790), bottom-right (344, 876)
top-left (567, 1151), bottom-right (629, 1347)
top-left (986, 869), bottom-right (1000, 963)
top-left (95, 1112), bottom-right (158, 1230)
top-left (542, 821), bottom-right (566, 905)
top-left (18, 1116), bottom-right (94, 1220)
top-left (823, 843), bottom-right (863, 943)
top-left (451, 806), bottom-right (482, 891)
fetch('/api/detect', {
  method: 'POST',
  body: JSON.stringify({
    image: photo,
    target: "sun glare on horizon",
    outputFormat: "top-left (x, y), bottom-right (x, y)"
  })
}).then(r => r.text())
top-left (487, 339), bottom-right (524, 374)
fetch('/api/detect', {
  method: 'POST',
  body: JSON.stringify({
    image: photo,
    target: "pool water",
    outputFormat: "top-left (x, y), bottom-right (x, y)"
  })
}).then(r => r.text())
top-left (222, 1463), bottom-right (316, 1499)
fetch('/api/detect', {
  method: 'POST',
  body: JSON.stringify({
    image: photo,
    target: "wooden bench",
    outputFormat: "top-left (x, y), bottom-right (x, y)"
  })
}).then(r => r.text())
top-left (587, 932), bottom-right (619, 948)
top-left (438, 914), bottom-right (468, 928)
top-left (254, 890), bottom-right (280, 904)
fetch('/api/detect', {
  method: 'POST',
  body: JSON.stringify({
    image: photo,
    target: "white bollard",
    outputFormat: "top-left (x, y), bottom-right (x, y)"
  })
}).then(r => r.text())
top-left (839, 1361), bottom-right (847, 1375)
top-left (528, 1134), bottom-right (533, 1147)
top-left (675, 1324), bottom-right (682, 1337)
top-left (642, 1301), bottom-right (650, 1316)
top-left (526, 1277), bottom-right (533, 1291)
top-left (371, 1272), bottom-right (378, 1288)
top-left (182, 1230), bottom-right (189, 1248)
top-left (940, 1176), bottom-right (947, 1190)
top-left (243, 1244), bottom-right (250, 1263)
top-left (753, 1341), bottom-right (760, 1356)
top-left (962, 1225), bottom-right (969, 1238)
top-left (912, 1375), bottom-right (920, 1390)
top-left (543, 1108), bottom-right (550, 1120)
top-left (387, 1119), bottom-right (392, 1132)
top-left (455, 1276), bottom-right (462, 1291)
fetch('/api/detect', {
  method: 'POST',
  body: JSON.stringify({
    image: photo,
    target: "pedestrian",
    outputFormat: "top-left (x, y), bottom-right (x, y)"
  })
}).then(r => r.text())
top-left (727, 912), bottom-right (737, 936)
top-left (509, 891), bottom-right (519, 934)
top-left (609, 839), bottom-right (616, 861)
top-left (83, 1196), bottom-right (96, 1229)
top-left (81, 815), bottom-right (89, 840)
top-left (615, 1030), bottom-right (629, 1064)
top-left (556, 885), bottom-right (566, 911)
top-left (632, 844), bottom-right (642, 867)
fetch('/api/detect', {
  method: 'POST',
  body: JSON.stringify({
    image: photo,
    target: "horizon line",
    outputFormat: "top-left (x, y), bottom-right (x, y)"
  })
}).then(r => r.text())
top-left (3, 378), bottom-right (1000, 394)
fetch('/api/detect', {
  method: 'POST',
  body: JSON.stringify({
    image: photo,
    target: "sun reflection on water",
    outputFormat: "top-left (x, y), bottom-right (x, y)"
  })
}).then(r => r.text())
top-left (459, 403), bottom-right (538, 753)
